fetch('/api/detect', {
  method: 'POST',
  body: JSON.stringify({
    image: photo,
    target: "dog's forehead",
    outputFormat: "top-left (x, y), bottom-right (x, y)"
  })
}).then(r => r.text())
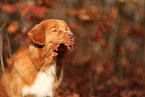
top-left (45, 20), bottom-right (67, 28)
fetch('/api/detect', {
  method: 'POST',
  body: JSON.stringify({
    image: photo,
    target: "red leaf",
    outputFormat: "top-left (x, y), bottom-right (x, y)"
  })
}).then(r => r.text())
top-left (0, 2), bottom-right (2, 7)
top-left (21, 5), bottom-right (31, 17)
top-left (21, 6), bottom-right (49, 18)
top-left (24, 37), bottom-right (31, 45)
top-left (31, 6), bottom-right (49, 18)
top-left (99, 25), bottom-right (107, 34)
top-left (69, 23), bottom-right (79, 29)
top-left (2, 4), bottom-right (16, 13)
top-left (66, 68), bottom-right (79, 76)
top-left (90, 30), bottom-right (101, 41)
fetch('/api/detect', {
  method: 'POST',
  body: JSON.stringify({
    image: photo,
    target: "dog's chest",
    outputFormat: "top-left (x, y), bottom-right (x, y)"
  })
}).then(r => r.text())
top-left (22, 64), bottom-right (56, 97)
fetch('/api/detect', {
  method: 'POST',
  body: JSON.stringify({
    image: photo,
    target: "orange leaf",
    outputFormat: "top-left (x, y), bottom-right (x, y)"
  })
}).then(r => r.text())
top-left (7, 21), bottom-right (20, 33)
top-left (110, 7), bottom-right (118, 20)
top-left (79, 14), bottom-right (90, 21)
top-left (31, 6), bottom-right (49, 18)
top-left (69, 23), bottom-right (79, 29)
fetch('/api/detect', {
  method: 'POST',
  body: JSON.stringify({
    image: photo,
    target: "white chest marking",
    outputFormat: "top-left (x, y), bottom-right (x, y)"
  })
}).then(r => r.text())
top-left (22, 64), bottom-right (56, 97)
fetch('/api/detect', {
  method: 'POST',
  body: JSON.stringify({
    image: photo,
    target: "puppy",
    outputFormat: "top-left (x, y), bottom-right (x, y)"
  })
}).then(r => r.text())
top-left (0, 19), bottom-right (74, 97)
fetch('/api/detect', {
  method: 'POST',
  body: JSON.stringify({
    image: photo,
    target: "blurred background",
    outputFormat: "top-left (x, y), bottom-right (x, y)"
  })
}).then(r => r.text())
top-left (0, 0), bottom-right (145, 97)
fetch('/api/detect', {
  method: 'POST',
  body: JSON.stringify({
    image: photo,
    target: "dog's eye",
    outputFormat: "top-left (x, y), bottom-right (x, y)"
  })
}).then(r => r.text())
top-left (66, 29), bottom-right (68, 31)
top-left (53, 29), bottom-right (57, 32)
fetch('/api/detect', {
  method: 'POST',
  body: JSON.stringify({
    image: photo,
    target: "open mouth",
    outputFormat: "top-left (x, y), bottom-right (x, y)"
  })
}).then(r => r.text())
top-left (54, 42), bottom-right (74, 53)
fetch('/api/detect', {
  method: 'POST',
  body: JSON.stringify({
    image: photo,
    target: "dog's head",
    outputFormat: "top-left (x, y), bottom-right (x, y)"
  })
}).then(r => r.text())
top-left (28, 19), bottom-right (74, 53)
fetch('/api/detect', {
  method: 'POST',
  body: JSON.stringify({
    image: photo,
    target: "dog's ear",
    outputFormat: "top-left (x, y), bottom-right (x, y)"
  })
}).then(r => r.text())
top-left (28, 22), bottom-right (46, 45)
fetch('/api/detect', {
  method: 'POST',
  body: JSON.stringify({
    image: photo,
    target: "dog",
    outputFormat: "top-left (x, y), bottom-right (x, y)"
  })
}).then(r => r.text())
top-left (0, 19), bottom-right (74, 97)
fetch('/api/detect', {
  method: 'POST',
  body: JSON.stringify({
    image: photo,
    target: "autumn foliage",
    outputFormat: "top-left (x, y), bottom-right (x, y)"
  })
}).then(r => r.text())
top-left (0, 0), bottom-right (145, 97)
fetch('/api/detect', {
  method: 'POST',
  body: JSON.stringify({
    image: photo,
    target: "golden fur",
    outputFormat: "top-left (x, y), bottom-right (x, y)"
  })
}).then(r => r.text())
top-left (0, 19), bottom-right (74, 97)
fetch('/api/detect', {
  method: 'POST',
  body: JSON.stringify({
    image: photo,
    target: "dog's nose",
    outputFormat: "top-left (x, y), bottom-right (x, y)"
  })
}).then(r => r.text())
top-left (67, 32), bottom-right (73, 38)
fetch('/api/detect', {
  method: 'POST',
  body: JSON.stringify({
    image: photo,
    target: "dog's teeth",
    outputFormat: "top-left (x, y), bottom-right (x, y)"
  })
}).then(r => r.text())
top-left (68, 46), bottom-right (71, 50)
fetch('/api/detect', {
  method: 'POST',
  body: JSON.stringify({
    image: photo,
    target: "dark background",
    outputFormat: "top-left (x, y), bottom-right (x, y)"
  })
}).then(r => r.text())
top-left (0, 0), bottom-right (145, 97)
